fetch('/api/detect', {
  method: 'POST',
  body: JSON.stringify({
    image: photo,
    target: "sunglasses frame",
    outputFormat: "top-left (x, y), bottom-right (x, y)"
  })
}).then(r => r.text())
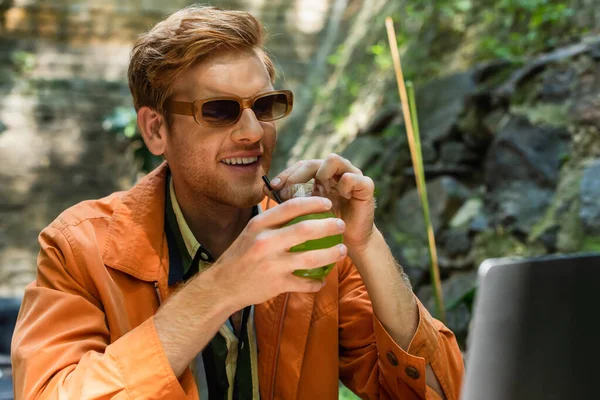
top-left (165, 89), bottom-right (294, 127)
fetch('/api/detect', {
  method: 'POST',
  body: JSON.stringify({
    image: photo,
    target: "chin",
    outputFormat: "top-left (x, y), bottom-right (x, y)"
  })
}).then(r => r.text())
top-left (223, 186), bottom-right (265, 208)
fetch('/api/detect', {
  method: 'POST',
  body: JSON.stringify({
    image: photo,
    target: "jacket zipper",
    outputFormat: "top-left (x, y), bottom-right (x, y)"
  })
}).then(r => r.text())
top-left (154, 281), bottom-right (162, 304)
top-left (270, 293), bottom-right (290, 400)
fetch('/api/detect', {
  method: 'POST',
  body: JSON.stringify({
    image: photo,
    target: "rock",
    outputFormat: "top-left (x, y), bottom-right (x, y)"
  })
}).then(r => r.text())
top-left (391, 177), bottom-right (471, 270)
top-left (470, 230), bottom-right (547, 269)
top-left (484, 116), bottom-right (570, 234)
top-left (438, 253), bottom-right (474, 270)
top-left (358, 103), bottom-right (399, 135)
top-left (438, 225), bottom-right (476, 270)
top-left (404, 164), bottom-right (474, 179)
top-left (450, 198), bottom-right (483, 228)
top-left (537, 225), bottom-right (560, 252)
top-left (439, 141), bottom-right (480, 165)
top-left (440, 228), bottom-right (472, 258)
top-left (394, 176), bottom-right (472, 242)
top-left (417, 270), bottom-right (478, 345)
top-left (415, 70), bottom-right (478, 145)
top-left (539, 66), bottom-right (576, 103)
top-left (469, 214), bottom-right (489, 233)
top-left (488, 182), bottom-right (556, 235)
top-left (380, 224), bottom-right (429, 290)
top-left (420, 141), bottom-right (438, 164)
top-left (482, 109), bottom-right (507, 137)
top-left (356, 136), bottom-right (411, 211)
top-left (386, 228), bottom-right (432, 272)
top-left (511, 103), bottom-right (570, 128)
top-left (485, 116), bottom-right (570, 188)
top-left (341, 135), bottom-right (385, 172)
top-left (580, 159), bottom-right (600, 235)
top-left (571, 95), bottom-right (600, 129)
top-left (529, 166), bottom-right (585, 253)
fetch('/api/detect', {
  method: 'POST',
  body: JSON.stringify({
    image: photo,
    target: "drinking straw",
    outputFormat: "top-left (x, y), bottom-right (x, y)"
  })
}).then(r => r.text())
top-left (262, 175), bottom-right (283, 204)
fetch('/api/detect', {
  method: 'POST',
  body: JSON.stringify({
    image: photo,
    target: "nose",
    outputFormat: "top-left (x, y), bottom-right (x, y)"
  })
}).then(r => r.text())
top-left (231, 108), bottom-right (264, 143)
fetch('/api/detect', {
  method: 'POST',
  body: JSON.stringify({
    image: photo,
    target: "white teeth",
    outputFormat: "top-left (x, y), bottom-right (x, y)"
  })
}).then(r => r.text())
top-left (222, 156), bottom-right (259, 165)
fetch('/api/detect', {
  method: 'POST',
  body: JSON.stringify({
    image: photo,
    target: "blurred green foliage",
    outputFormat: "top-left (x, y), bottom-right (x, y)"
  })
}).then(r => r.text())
top-left (476, 0), bottom-right (582, 61)
top-left (102, 107), bottom-right (162, 172)
top-left (11, 51), bottom-right (36, 74)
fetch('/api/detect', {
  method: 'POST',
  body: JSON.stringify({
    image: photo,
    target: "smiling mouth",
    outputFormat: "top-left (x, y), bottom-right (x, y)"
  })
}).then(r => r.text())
top-left (220, 156), bottom-right (261, 167)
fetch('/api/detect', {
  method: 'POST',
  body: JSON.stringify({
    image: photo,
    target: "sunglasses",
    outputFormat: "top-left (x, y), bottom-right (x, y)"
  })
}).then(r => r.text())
top-left (165, 90), bottom-right (294, 127)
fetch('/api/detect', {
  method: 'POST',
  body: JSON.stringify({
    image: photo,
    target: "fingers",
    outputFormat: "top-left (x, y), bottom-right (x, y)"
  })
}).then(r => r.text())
top-left (288, 243), bottom-right (347, 272)
top-left (271, 159), bottom-right (321, 189)
top-left (266, 154), bottom-right (363, 195)
top-left (331, 173), bottom-right (375, 201)
top-left (274, 216), bottom-right (346, 251)
top-left (315, 154), bottom-right (362, 193)
top-left (249, 196), bottom-right (333, 231)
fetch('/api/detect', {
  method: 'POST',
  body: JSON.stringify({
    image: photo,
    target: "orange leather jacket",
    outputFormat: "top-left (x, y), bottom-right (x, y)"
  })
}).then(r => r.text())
top-left (11, 163), bottom-right (464, 399)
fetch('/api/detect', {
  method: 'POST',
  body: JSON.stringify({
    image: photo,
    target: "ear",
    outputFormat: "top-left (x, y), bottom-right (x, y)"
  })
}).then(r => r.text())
top-left (137, 106), bottom-right (169, 156)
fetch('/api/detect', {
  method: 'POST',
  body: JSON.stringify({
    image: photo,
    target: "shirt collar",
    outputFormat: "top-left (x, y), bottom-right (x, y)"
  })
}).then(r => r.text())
top-left (170, 177), bottom-right (202, 260)
top-left (165, 173), bottom-right (263, 285)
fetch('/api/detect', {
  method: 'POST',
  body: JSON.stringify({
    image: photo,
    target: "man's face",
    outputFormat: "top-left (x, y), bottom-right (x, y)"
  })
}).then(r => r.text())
top-left (165, 49), bottom-right (277, 209)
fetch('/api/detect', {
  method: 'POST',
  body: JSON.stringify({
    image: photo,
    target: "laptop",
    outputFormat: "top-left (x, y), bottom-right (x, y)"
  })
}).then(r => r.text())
top-left (461, 253), bottom-right (600, 400)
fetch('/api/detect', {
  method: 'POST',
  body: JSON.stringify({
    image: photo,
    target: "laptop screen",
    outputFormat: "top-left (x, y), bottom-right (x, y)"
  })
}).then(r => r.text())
top-left (461, 254), bottom-right (600, 400)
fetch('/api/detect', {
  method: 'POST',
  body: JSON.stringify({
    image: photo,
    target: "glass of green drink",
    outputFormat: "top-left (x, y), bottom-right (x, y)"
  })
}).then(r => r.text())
top-left (283, 182), bottom-right (344, 280)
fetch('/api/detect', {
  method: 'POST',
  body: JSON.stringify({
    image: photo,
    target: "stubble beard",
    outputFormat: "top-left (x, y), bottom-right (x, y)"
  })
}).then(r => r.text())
top-left (198, 174), bottom-right (264, 209)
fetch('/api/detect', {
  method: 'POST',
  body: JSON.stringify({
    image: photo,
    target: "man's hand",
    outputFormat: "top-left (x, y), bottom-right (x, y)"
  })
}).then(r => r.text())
top-left (155, 195), bottom-right (346, 377)
top-left (264, 154), bottom-right (376, 254)
top-left (213, 195), bottom-right (348, 311)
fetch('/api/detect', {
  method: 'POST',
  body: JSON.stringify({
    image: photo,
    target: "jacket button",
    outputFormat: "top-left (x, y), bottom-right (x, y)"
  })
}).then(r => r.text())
top-left (386, 351), bottom-right (398, 366)
top-left (405, 365), bottom-right (420, 380)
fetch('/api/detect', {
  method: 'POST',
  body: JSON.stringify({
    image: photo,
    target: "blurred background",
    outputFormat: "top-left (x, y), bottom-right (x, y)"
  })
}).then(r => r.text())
top-left (1, 0), bottom-right (600, 398)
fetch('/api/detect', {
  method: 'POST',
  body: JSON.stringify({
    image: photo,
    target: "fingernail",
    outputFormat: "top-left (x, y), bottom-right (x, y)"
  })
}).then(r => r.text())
top-left (339, 244), bottom-right (347, 257)
top-left (336, 219), bottom-right (345, 231)
top-left (322, 198), bottom-right (332, 208)
top-left (271, 177), bottom-right (281, 186)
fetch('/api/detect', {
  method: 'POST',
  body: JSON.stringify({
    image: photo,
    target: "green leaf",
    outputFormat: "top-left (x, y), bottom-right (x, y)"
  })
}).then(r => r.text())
top-left (124, 124), bottom-right (137, 138)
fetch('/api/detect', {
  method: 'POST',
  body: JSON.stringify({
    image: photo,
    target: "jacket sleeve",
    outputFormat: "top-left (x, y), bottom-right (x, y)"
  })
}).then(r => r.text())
top-left (338, 257), bottom-right (465, 400)
top-left (11, 226), bottom-right (191, 400)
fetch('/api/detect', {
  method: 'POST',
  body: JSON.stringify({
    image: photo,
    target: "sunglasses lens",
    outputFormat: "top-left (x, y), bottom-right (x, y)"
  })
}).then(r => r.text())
top-left (253, 93), bottom-right (289, 121)
top-left (201, 100), bottom-right (241, 125)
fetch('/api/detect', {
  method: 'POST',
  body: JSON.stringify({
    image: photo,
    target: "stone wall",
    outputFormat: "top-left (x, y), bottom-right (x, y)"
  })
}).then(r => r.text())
top-left (340, 38), bottom-right (600, 346)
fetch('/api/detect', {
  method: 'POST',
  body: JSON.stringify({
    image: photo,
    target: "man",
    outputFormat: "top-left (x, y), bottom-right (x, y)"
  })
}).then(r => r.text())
top-left (11, 5), bottom-right (464, 400)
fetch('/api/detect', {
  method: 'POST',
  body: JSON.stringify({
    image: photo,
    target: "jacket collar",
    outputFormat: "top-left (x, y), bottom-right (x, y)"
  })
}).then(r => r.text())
top-left (102, 162), bottom-right (170, 282)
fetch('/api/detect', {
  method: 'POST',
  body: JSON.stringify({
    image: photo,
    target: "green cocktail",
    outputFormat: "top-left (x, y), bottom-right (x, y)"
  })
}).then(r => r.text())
top-left (285, 210), bottom-right (344, 280)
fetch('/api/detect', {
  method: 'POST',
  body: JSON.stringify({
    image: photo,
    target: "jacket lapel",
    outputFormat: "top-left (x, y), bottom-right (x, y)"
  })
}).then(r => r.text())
top-left (277, 292), bottom-right (316, 399)
top-left (255, 197), bottom-right (316, 400)
top-left (255, 293), bottom-right (286, 399)
top-left (255, 292), bottom-right (317, 400)
top-left (102, 162), bottom-right (169, 283)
